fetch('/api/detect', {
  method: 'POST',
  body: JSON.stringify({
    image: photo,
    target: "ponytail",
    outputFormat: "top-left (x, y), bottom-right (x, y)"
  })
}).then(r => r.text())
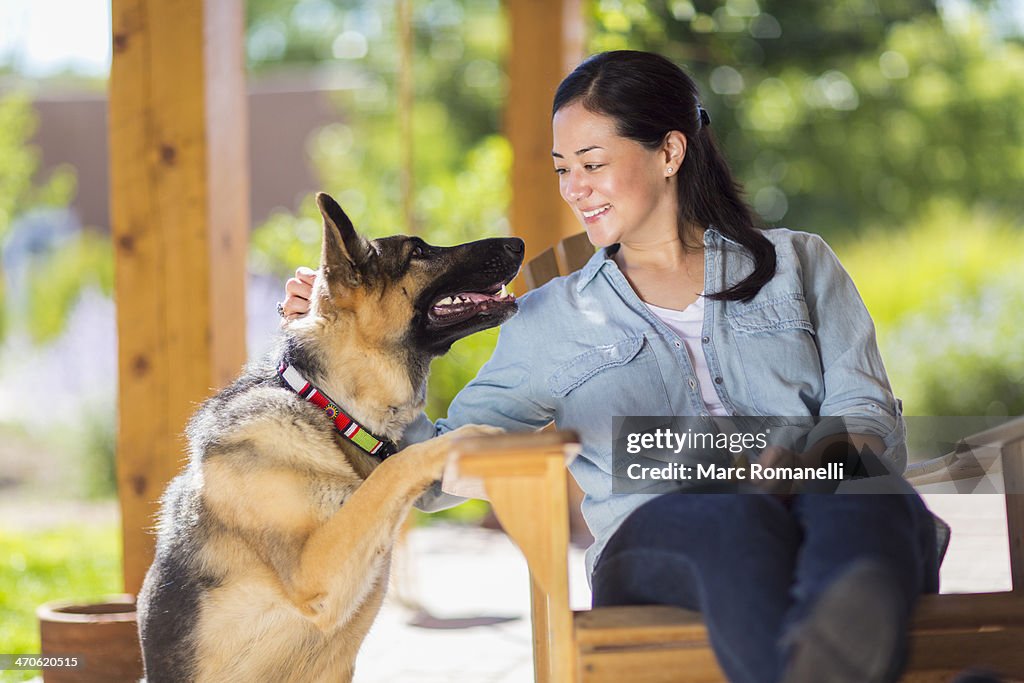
top-left (683, 124), bottom-right (776, 302)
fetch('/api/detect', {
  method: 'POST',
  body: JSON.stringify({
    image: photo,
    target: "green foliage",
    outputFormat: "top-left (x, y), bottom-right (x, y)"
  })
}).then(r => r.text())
top-left (425, 326), bottom-right (500, 420)
top-left (410, 498), bottom-right (491, 526)
top-left (245, 0), bottom-right (505, 150)
top-left (0, 94), bottom-right (77, 341)
top-left (0, 94), bottom-right (75, 234)
top-left (838, 201), bottom-right (1024, 416)
top-left (0, 524), bottom-right (120, 682)
top-left (588, 1), bottom-right (1024, 241)
top-left (24, 231), bottom-right (114, 343)
top-left (72, 403), bottom-right (118, 499)
top-left (0, 95), bottom-right (113, 508)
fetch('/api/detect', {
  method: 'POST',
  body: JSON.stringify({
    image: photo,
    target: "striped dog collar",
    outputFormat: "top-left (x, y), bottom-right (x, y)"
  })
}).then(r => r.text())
top-left (277, 362), bottom-right (397, 460)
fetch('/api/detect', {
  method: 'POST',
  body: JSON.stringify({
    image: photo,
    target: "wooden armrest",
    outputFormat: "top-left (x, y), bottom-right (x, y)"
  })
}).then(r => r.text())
top-left (905, 448), bottom-right (1002, 486)
top-left (451, 430), bottom-right (580, 479)
top-left (905, 415), bottom-right (1024, 486)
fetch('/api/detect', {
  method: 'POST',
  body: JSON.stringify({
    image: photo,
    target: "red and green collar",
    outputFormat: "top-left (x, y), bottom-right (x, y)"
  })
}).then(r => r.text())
top-left (278, 362), bottom-right (397, 460)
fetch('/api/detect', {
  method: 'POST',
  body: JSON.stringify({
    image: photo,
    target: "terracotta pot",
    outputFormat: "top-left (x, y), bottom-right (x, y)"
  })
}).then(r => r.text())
top-left (37, 595), bottom-right (143, 683)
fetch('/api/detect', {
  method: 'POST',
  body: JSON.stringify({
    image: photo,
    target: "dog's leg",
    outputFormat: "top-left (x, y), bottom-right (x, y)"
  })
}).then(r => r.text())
top-left (287, 424), bottom-right (499, 631)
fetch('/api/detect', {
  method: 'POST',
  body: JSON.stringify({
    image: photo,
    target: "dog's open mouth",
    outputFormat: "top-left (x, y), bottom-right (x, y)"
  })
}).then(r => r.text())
top-left (427, 281), bottom-right (517, 327)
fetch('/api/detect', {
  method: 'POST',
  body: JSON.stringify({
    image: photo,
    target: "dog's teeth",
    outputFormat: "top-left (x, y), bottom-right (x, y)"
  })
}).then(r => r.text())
top-left (438, 297), bottom-right (454, 306)
top-left (453, 296), bottom-right (466, 304)
top-left (498, 284), bottom-right (510, 299)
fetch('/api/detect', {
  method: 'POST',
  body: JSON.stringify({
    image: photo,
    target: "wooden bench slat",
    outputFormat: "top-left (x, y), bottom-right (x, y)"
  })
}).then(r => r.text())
top-left (522, 246), bottom-right (560, 290)
top-left (574, 593), bottom-right (1024, 653)
top-left (575, 606), bottom-right (708, 649)
top-left (578, 647), bottom-right (723, 683)
top-left (557, 231), bottom-right (596, 273)
top-left (911, 592), bottom-right (1024, 630)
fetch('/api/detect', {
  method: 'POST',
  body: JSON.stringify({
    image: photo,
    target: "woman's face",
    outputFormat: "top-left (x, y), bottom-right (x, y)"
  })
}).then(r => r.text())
top-left (552, 102), bottom-right (680, 248)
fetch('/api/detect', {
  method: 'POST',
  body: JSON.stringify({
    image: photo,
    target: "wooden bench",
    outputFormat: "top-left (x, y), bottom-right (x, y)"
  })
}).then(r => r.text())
top-left (450, 232), bottom-right (1024, 682)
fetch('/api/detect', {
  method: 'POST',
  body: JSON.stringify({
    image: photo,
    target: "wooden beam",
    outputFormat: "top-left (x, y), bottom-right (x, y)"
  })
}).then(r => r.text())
top-left (506, 0), bottom-right (585, 264)
top-left (109, 0), bottom-right (249, 594)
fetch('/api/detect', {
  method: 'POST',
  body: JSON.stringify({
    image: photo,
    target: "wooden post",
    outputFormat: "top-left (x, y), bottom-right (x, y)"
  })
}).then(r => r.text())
top-left (109, 0), bottom-right (249, 595)
top-left (506, 0), bottom-right (585, 264)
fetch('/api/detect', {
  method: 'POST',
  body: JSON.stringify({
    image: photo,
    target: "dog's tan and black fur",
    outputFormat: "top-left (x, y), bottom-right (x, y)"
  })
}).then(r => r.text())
top-left (137, 193), bottom-right (523, 682)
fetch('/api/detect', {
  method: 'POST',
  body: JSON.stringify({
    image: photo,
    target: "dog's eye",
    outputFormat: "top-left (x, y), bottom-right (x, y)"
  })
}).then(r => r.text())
top-left (411, 245), bottom-right (425, 258)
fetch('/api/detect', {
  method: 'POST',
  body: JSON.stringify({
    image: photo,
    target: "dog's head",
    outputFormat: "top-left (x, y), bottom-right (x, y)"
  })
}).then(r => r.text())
top-left (311, 192), bottom-right (524, 357)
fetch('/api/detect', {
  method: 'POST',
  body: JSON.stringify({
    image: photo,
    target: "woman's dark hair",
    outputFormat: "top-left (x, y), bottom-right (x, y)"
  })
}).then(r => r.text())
top-left (553, 50), bottom-right (775, 302)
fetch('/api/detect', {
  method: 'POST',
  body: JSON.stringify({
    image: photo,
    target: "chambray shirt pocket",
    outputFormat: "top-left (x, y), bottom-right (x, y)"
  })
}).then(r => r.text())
top-left (547, 335), bottom-right (673, 437)
top-left (549, 336), bottom-right (645, 396)
top-left (725, 293), bottom-right (824, 417)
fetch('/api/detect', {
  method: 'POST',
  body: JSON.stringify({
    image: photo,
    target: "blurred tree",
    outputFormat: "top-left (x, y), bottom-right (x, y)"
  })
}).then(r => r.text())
top-left (589, 0), bottom-right (1024, 241)
top-left (840, 201), bottom-right (1024, 416)
top-left (0, 94), bottom-right (78, 342)
top-left (246, 0), bottom-right (505, 149)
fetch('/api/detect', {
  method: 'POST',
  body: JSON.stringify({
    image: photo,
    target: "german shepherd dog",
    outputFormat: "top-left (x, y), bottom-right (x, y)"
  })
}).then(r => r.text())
top-left (137, 192), bottom-right (523, 682)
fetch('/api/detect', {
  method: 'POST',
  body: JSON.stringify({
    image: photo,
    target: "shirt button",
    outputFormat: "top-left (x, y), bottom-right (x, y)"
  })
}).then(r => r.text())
top-left (674, 340), bottom-right (682, 348)
top-left (688, 378), bottom-right (697, 389)
top-left (714, 376), bottom-right (723, 384)
top-left (702, 336), bottom-right (710, 344)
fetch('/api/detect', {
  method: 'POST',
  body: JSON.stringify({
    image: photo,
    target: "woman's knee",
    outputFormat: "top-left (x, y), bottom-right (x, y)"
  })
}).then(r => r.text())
top-left (592, 548), bottom-right (701, 609)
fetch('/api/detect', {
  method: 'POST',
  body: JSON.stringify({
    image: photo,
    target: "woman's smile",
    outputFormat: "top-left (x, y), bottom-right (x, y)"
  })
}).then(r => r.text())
top-left (581, 204), bottom-right (612, 222)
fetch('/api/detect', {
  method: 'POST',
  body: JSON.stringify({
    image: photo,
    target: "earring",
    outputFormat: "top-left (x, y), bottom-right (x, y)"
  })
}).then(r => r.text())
top-left (666, 167), bottom-right (674, 175)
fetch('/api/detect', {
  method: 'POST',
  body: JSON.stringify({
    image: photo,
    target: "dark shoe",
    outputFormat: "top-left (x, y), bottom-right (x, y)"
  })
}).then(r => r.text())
top-left (781, 560), bottom-right (905, 683)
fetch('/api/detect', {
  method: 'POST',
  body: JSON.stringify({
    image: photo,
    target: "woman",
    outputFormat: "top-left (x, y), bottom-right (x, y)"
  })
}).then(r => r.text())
top-left (281, 51), bottom-right (938, 683)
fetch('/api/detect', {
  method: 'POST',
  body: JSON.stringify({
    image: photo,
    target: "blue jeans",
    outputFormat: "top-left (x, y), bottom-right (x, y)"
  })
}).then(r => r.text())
top-left (591, 492), bottom-right (939, 683)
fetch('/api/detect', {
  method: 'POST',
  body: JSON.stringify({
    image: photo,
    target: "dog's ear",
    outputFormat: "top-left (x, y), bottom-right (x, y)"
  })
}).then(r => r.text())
top-left (316, 192), bottom-right (372, 288)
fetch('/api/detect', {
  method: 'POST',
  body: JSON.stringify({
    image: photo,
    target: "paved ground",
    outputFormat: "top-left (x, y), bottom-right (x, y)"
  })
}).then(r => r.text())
top-left (352, 494), bottom-right (1011, 682)
top-left (352, 524), bottom-right (590, 683)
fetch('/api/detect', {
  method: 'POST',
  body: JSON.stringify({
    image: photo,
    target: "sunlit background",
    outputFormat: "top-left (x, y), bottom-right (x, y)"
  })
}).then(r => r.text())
top-left (1, 1), bottom-right (1023, 677)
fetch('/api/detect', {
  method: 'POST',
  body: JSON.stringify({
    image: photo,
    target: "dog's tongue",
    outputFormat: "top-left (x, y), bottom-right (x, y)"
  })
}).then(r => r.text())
top-left (455, 291), bottom-right (500, 303)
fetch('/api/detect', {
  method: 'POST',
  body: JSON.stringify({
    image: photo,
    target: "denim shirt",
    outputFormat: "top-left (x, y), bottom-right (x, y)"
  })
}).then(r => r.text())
top-left (408, 227), bottom-right (906, 578)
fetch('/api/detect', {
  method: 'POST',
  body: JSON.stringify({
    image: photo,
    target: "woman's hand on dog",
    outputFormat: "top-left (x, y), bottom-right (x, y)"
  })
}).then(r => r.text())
top-left (439, 425), bottom-right (506, 501)
top-left (281, 267), bottom-right (316, 319)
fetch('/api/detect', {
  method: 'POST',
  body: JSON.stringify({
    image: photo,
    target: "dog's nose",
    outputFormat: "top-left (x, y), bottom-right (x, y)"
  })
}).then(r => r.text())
top-left (504, 239), bottom-right (525, 255)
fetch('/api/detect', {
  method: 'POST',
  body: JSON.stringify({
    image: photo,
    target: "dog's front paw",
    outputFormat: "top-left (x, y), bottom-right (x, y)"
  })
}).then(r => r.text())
top-left (398, 426), bottom-right (505, 482)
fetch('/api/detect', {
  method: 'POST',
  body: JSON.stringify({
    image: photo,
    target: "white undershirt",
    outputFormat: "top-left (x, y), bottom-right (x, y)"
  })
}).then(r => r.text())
top-left (644, 296), bottom-right (729, 416)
